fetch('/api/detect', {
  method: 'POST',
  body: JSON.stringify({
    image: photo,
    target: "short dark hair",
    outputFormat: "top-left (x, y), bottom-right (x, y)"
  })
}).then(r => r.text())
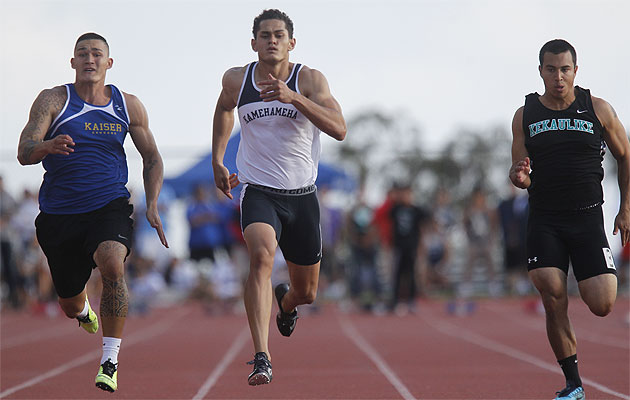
top-left (539, 39), bottom-right (576, 66)
top-left (252, 9), bottom-right (294, 39)
top-left (75, 32), bottom-right (109, 51)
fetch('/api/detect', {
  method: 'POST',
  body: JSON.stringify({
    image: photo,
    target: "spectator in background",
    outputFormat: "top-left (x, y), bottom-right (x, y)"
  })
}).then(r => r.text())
top-left (10, 189), bottom-right (39, 250)
top-left (346, 197), bottom-right (381, 311)
top-left (497, 184), bottom-right (531, 295)
top-left (372, 184), bottom-right (399, 300)
top-left (462, 185), bottom-right (500, 297)
top-left (418, 188), bottom-right (456, 297)
top-left (186, 184), bottom-right (233, 262)
top-left (390, 183), bottom-right (429, 314)
top-left (318, 187), bottom-right (345, 299)
top-left (0, 175), bottom-right (21, 308)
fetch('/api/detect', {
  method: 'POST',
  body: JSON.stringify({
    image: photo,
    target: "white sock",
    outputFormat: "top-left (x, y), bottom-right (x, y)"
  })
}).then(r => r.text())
top-left (100, 337), bottom-right (122, 365)
top-left (77, 299), bottom-right (89, 319)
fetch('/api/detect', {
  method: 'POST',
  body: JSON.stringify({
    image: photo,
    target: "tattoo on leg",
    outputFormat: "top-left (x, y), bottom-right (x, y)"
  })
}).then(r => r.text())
top-left (101, 276), bottom-right (128, 318)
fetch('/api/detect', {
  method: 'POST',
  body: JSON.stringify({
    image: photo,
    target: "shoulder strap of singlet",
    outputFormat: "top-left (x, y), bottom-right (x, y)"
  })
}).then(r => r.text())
top-left (286, 63), bottom-right (302, 93)
top-left (237, 62), bottom-right (304, 107)
top-left (45, 84), bottom-right (72, 140)
top-left (576, 86), bottom-right (604, 133)
top-left (522, 92), bottom-right (540, 134)
top-left (109, 84), bottom-right (131, 125)
top-left (237, 63), bottom-right (256, 108)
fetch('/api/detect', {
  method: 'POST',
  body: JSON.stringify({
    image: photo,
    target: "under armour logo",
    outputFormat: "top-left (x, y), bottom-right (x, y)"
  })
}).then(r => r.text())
top-left (528, 257), bottom-right (538, 264)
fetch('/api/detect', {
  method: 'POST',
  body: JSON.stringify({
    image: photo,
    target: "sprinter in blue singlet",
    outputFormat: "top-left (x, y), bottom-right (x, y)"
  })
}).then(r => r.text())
top-left (17, 32), bottom-right (169, 393)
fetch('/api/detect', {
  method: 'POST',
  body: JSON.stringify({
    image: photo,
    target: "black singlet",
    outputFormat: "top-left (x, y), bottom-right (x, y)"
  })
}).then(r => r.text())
top-left (522, 86), bottom-right (606, 211)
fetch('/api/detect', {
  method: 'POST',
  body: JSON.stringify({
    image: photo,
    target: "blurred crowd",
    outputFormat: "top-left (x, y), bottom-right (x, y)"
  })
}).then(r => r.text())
top-left (2, 175), bottom-right (629, 316)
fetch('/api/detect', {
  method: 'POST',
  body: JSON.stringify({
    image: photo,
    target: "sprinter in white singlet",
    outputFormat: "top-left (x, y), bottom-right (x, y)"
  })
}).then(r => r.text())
top-left (211, 9), bottom-right (346, 386)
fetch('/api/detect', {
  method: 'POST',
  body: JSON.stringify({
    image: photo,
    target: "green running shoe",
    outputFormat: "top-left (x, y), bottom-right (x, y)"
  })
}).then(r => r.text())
top-left (77, 298), bottom-right (98, 334)
top-left (95, 359), bottom-right (118, 392)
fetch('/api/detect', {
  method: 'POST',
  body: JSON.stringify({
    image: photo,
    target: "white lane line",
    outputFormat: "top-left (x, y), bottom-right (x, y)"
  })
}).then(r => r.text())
top-left (0, 309), bottom-right (190, 398)
top-left (485, 303), bottom-right (630, 350)
top-left (420, 314), bottom-right (630, 400)
top-left (337, 313), bottom-right (417, 400)
top-left (192, 325), bottom-right (250, 400)
top-left (1, 323), bottom-right (76, 350)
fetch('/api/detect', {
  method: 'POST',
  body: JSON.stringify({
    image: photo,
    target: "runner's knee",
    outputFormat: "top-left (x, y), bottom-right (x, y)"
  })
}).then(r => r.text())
top-left (587, 299), bottom-right (613, 317)
top-left (249, 247), bottom-right (275, 270)
top-left (98, 261), bottom-right (125, 281)
top-left (292, 287), bottom-right (317, 305)
top-left (58, 298), bottom-right (83, 318)
top-left (539, 290), bottom-right (567, 314)
top-left (94, 242), bottom-right (126, 280)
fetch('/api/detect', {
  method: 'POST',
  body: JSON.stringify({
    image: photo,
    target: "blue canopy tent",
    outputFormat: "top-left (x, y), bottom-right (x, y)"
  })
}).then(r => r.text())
top-left (164, 131), bottom-right (356, 197)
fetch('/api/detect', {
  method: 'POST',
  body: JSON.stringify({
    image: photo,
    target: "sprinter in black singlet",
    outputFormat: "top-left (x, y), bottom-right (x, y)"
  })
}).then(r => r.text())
top-left (211, 9), bottom-right (346, 385)
top-left (510, 39), bottom-right (630, 400)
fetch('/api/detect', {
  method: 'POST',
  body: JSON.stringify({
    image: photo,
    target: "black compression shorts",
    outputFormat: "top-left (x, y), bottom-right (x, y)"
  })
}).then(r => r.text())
top-left (240, 183), bottom-right (322, 266)
top-left (526, 205), bottom-right (617, 281)
top-left (35, 197), bottom-right (134, 298)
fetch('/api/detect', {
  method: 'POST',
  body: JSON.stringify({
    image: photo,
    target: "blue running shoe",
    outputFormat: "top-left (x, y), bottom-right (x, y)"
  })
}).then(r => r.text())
top-left (554, 385), bottom-right (585, 400)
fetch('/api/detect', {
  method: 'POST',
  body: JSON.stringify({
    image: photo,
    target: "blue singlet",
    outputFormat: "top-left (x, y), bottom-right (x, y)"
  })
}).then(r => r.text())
top-left (39, 83), bottom-right (131, 214)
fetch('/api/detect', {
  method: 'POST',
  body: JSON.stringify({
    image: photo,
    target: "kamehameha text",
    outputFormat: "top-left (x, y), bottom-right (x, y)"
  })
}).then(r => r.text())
top-left (242, 106), bottom-right (298, 124)
top-left (84, 122), bottom-right (124, 135)
top-left (528, 118), bottom-right (594, 137)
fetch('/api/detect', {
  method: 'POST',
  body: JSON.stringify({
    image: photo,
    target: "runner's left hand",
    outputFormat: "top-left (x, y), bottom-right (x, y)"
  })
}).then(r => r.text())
top-left (146, 206), bottom-right (169, 248)
top-left (613, 209), bottom-right (630, 246)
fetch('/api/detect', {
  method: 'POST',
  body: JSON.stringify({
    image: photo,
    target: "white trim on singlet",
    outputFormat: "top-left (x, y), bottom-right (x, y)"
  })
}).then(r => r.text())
top-left (119, 89), bottom-right (131, 125)
top-left (251, 62), bottom-right (298, 92)
top-left (49, 85), bottom-right (71, 130)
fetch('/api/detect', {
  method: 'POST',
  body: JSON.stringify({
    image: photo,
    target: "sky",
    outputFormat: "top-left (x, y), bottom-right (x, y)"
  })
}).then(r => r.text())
top-left (1, 0), bottom-right (629, 198)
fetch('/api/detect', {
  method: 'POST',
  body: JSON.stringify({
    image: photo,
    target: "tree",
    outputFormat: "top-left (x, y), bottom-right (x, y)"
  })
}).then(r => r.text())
top-left (328, 108), bottom-right (513, 206)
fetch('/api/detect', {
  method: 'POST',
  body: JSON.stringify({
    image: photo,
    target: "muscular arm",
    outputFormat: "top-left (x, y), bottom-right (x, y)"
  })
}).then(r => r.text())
top-left (259, 67), bottom-right (346, 140)
top-left (125, 93), bottom-right (168, 247)
top-left (17, 87), bottom-right (72, 165)
top-left (594, 96), bottom-right (630, 245)
top-left (212, 67), bottom-right (242, 199)
top-left (509, 106), bottom-right (532, 189)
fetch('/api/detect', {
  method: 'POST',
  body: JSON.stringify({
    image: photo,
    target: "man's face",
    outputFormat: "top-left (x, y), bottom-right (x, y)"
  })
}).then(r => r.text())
top-left (539, 51), bottom-right (577, 99)
top-left (251, 19), bottom-right (295, 62)
top-left (71, 39), bottom-right (112, 83)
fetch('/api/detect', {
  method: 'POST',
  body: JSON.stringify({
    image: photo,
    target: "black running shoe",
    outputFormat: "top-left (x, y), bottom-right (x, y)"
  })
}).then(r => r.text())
top-left (274, 283), bottom-right (298, 337)
top-left (247, 352), bottom-right (272, 385)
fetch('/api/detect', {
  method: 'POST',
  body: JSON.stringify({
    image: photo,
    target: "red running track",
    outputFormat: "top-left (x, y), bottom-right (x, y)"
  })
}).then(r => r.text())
top-left (1, 296), bottom-right (628, 399)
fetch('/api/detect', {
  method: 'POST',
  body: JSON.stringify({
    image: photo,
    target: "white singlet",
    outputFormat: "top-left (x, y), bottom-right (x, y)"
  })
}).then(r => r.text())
top-left (236, 62), bottom-right (321, 190)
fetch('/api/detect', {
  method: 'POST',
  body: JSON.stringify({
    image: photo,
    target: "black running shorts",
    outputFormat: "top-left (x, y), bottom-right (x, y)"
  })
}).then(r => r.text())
top-left (526, 205), bottom-right (617, 281)
top-left (240, 184), bottom-right (322, 266)
top-left (35, 197), bottom-right (134, 298)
